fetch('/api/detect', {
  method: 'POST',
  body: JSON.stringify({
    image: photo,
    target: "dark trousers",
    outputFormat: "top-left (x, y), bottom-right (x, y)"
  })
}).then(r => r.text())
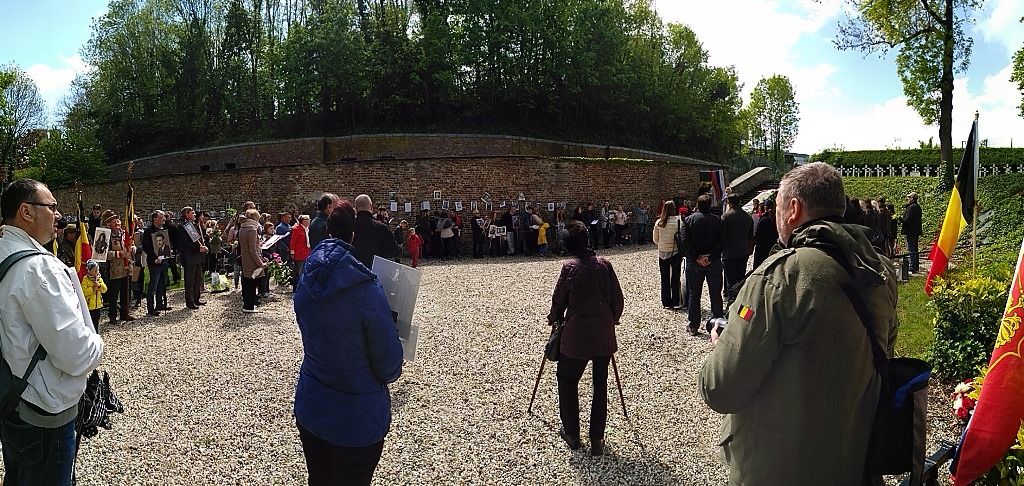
top-left (687, 258), bottom-right (724, 329)
top-left (258, 275), bottom-right (270, 296)
top-left (636, 223), bottom-right (647, 244)
top-left (722, 257), bottom-right (748, 301)
top-left (658, 254), bottom-right (682, 307)
top-left (589, 225), bottom-right (601, 251)
top-left (297, 422), bottom-right (384, 486)
top-left (1, 414), bottom-right (76, 486)
top-left (441, 237), bottom-right (454, 259)
top-left (169, 261), bottom-right (180, 283)
top-left (557, 355), bottom-right (611, 443)
top-left (602, 226), bottom-right (612, 248)
top-left (906, 235), bottom-right (920, 272)
top-left (183, 262), bottom-right (203, 307)
top-left (292, 259), bottom-right (305, 289)
top-left (147, 262), bottom-right (168, 313)
top-left (241, 276), bottom-right (257, 310)
top-left (473, 232), bottom-right (485, 257)
top-left (105, 276), bottom-right (129, 322)
top-left (615, 224), bottom-right (625, 245)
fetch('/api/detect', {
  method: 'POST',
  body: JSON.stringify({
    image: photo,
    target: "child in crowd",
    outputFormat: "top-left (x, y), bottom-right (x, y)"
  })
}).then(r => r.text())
top-left (82, 259), bottom-right (107, 331)
top-left (407, 228), bottom-right (423, 268)
top-left (537, 220), bottom-right (550, 257)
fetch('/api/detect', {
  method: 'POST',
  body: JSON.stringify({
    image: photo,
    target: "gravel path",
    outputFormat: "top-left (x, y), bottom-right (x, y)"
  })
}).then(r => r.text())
top-left (1, 246), bottom-right (959, 485)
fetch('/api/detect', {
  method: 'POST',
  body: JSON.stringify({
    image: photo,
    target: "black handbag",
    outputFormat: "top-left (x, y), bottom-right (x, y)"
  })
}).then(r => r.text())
top-left (673, 218), bottom-right (685, 253)
top-left (545, 319), bottom-right (565, 361)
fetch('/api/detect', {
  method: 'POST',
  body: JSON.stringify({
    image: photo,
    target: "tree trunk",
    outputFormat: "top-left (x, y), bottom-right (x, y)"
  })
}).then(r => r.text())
top-left (937, 0), bottom-right (955, 190)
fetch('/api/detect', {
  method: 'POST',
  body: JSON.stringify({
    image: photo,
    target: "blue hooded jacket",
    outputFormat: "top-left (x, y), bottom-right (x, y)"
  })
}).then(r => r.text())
top-left (293, 238), bottom-right (403, 447)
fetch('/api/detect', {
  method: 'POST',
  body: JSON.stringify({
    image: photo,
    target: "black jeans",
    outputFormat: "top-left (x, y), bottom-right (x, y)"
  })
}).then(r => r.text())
top-left (589, 224), bottom-right (601, 250)
top-left (297, 422), bottom-right (384, 486)
top-left (658, 254), bottom-right (682, 307)
top-left (557, 355), bottom-right (611, 443)
top-left (241, 276), bottom-right (257, 310)
top-left (686, 258), bottom-right (724, 329)
top-left (183, 262), bottom-right (203, 307)
top-left (722, 257), bottom-right (748, 301)
top-left (105, 276), bottom-right (129, 321)
top-left (906, 235), bottom-right (920, 272)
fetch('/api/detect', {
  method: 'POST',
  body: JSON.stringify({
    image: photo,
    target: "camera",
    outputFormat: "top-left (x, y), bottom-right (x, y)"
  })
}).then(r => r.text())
top-left (705, 317), bottom-right (727, 336)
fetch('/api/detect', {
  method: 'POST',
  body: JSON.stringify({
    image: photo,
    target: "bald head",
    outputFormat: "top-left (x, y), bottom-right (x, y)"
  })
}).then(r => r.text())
top-left (355, 194), bottom-right (372, 212)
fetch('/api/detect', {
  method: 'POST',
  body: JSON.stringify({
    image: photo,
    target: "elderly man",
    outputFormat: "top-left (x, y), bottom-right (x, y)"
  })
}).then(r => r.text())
top-left (700, 163), bottom-right (898, 485)
top-left (351, 194), bottom-right (401, 269)
top-left (0, 179), bottom-right (105, 484)
top-left (176, 206), bottom-right (209, 310)
top-left (104, 214), bottom-right (136, 325)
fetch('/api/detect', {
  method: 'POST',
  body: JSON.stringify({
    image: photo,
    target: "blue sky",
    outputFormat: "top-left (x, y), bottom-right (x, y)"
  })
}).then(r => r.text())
top-left (3, 0), bottom-right (1024, 155)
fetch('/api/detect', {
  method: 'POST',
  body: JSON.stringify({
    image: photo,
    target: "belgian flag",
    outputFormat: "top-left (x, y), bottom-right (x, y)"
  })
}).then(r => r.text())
top-left (925, 119), bottom-right (977, 296)
top-left (74, 196), bottom-right (92, 279)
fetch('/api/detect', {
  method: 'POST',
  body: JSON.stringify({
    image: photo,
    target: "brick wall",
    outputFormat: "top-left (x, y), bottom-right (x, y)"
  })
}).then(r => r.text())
top-left (54, 156), bottom-right (703, 223)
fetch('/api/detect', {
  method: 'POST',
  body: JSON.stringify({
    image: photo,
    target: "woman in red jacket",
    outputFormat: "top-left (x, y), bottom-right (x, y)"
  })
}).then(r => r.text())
top-left (289, 214), bottom-right (312, 291)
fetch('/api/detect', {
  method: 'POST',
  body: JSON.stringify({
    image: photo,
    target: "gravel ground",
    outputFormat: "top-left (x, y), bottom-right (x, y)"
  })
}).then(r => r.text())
top-left (1, 246), bottom-right (960, 485)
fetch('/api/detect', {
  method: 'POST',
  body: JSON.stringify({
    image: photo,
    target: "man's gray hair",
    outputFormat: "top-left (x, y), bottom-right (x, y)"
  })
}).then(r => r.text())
top-left (778, 162), bottom-right (847, 219)
top-left (151, 210), bottom-right (166, 221)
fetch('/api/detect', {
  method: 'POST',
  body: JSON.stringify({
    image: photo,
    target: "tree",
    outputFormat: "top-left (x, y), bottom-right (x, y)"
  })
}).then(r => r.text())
top-left (22, 128), bottom-right (109, 188)
top-left (1011, 34), bottom-right (1024, 118)
top-left (833, 0), bottom-right (981, 189)
top-left (746, 75), bottom-right (799, 175)
top-left (1, 66), bottom-right (48, 186)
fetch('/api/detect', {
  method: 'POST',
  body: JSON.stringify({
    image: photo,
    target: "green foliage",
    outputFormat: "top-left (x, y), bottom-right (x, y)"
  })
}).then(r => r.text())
top-left (976, 173), bottom-right (1024, 272)
top-left (26, 128), bottom-right (110, 188)
top-left (78, 0), bottom-right (745, 163)
top-left (927, 274), bottom-right (1007, 380)
top-left (745, 74), bottom-right (799, 175)
top-left (1012, 43), bottom-right (1024, 118)
top-left (1, 66), bottom-right (47, 184)
top-left (815, 147), bottom-right (1024, 167)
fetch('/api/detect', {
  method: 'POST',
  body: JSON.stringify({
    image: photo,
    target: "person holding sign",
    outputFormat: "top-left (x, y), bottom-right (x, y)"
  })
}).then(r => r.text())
top-left (177, 206), bottom-right (209, 310)
top-left (293, 202), bottom-right (403, 486)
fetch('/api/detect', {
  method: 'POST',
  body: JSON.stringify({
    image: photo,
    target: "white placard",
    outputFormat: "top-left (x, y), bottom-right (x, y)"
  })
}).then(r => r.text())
top-left (261, 234), bottom-right (285, 250)
top-left (92, 227), bottom-right (112, 262)
top-left (454, 201), bottom-right (463, 212)
top-left (372, 256), bottom-right (421, 362)
top-left (390, 201), bottom-right (398, 212)
top-left (404, 202), bottom-right (413, 213)
top-left (421, 201), bottom-right (431, 211)
top-left (183, 221), bottom-right (202, 242)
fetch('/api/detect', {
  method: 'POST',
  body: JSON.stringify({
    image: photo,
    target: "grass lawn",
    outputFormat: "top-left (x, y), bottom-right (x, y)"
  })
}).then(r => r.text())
top-left (895, 274), bottom-right (934, 360)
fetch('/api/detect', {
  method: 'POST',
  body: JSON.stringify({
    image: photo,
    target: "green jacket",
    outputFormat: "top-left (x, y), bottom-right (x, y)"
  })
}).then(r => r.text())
top-left (700, 217), bottom-right (898, 486)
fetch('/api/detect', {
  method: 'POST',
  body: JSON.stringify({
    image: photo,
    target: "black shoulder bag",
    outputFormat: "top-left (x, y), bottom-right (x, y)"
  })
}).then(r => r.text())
top-left (0, 249), bottom-right (49, 419)
top-left (831, 259), bottom-right (930, 481)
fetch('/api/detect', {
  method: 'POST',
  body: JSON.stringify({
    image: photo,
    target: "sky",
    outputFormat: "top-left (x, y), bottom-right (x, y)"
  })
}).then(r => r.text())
top-left (3, 0), bottom-right (1024, 155)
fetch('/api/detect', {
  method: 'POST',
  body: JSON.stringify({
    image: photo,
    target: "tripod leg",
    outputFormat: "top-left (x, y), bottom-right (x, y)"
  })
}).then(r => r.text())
top-left (528, 355), bottom-right (547, 414)
top-left (611, 354), bottom-right (627, 419)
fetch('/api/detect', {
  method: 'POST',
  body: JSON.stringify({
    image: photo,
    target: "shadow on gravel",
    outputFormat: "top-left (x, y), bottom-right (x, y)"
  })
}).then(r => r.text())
top-left (567, 447), bottom-right (683, 486)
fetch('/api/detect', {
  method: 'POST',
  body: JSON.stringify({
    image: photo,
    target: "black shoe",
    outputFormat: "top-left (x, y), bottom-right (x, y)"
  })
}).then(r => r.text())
top-left (688, 326), bottom-right (700, 336)
top-left (560, 428), bottom-right (581, 451)
top-left (157, 306), bottom-right (172, 311)
top-left (195, 301), bottom-right (207, 305)
top-left (187, 305), bottom-right (199, 310)
top-left (148, 311), bottom-right (160, 317)
top-left (591, 438), bottom-right (604, 456)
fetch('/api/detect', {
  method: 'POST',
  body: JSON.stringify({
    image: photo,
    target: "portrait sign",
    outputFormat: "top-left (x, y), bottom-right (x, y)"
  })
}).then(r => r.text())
top-left (433, 190), bottom-right (442, 200)
top-left (470, 201), bottom-right (478, 210)
top-left (500, 200), bottom-right (507, 208)
top-left (150, 229), bottom-right (172, 260)
top-left (442, 200), bottom-right (450, 210)
top-left (495, 226), bottom-right (507, 236)
top-left (372, 256), bottom-right (421, 362)
top-left (91, 227), bottom-right (112, 262)
top-left (548, 202), bottom-right (555, 212)
top-left (421, 201), bottom-right (431, 211)
top-left (390, 201), bottom-right (398, 212)
top-left (454, 201), bottom-right (463, 212)
top-left (405, 202), bottom-right (413, 213)
top-left (183, 221), bottom-right (202, 243)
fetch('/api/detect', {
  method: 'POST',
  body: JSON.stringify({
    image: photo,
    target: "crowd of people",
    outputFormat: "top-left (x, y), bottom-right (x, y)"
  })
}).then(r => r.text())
top-left (0, 170), bottom-right (930, 485)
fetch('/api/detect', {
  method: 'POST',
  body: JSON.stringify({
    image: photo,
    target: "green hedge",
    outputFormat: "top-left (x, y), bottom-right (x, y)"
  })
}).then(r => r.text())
top-left (841, 177), bottom-right (946, 242)
top-left (812, 147), bottom-right (1024, 167)
top-left (927, 274), bottom-right (1008, 380)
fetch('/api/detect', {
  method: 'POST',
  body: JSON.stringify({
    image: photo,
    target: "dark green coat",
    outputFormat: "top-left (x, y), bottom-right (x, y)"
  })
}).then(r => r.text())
top-left (700, 218), bottom-right (898, 486)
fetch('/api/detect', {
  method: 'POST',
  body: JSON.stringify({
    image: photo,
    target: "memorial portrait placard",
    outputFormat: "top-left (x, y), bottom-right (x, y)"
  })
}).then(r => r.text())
top-left (92, 227), bottom-right (112, 262)
top-left (373, 256), bottom-right (421, 362)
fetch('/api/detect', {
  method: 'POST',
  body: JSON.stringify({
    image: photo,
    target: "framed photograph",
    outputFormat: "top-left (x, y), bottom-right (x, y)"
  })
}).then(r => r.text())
top-left (518, 192), bottom-right (526, 201)
top-left (183, 221), bottom-right (202, 242)
top-left (421, 201), bottom-right (431, 211)
top-left (471, 201), bottom-right (478, 210)
top-left (487, 225), bottom-right (497, 238)
top-left (390, 201), bottom-right (398, 212)
top-left (511, 201), bottom-right (519, 210)
top-left (500, 200), bottom-right (507, 208)
top-left (442, 200), bottom-right (450, 210)
top-left (547, 202), bottom-right (555, 212)
top-left (388, 191), bottom-right (397, 201)
top-left (433, 190), bottom-right (442, 200)
top-left (405, 202), bottom-right (413, 213)
top-left (150, 229), bottom-right (172, 260)
top-left (91, 227), bottom-right (112, 262)
top-left (496, 226), bottom-right (507, 236)
top-left (454, 201), bottom-right (463, 212)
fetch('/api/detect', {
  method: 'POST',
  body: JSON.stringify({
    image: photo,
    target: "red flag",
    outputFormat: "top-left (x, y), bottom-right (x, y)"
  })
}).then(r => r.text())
top-left (74, 197), bottom-right (91, 279)
top-left (951, 237), bottom-right (1024, 485)
top-left (925, 119), bottom-right (978, 295)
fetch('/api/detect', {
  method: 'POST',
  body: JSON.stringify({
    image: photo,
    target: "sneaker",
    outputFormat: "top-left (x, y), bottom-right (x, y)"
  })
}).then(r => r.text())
top-left (242, 308), bottom-right (258, 314)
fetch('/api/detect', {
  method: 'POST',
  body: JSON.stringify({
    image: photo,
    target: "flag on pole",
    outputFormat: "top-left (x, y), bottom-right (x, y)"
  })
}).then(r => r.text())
top-left (951, 237), bottom-right (1024, 485)
top-left (710, 169), bottom-right (727, 205)
top-left (74, 195), bottom-right (92, 280)
top-left (925, 119), bottom-right (978, 295)
top-left (124, 186), bottom-right (135, 250)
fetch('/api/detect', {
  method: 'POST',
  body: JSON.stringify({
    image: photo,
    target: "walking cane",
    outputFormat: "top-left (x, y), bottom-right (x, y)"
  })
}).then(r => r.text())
top-left (611, 354), bottom-right (628, 419)
top-left (527, 354), bottom-right (546, 414)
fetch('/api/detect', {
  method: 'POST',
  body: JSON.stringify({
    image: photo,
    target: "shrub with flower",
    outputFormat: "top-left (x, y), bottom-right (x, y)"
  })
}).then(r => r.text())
top-left (952, 366), bottom-right (1024, 485)
top-left (207, 225), bottom-right (224, 254)
top-left (262, 252), bottom-right (291, 286)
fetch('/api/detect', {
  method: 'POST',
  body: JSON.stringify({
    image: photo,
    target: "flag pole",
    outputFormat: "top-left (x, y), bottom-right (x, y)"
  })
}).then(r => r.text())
top-left (972, 111), bottom-right (979, 277)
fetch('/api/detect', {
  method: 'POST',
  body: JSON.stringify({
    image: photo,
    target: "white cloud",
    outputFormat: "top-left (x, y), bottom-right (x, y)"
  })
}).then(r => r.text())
top-left (24, 54), bottom-right (91, 120)
top-left (978, 0), bottom-right (1024, 55)
top-left (794, 64), bottom-right (1024, 153)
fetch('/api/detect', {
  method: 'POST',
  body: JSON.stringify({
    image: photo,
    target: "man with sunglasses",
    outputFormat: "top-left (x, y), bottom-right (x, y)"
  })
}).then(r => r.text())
top-left (0, 179), bottom-right (105, 485)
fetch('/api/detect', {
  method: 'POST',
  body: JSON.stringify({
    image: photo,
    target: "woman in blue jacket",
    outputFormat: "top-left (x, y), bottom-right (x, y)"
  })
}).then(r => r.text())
top-left (293, 201), bottom-right (404, 486)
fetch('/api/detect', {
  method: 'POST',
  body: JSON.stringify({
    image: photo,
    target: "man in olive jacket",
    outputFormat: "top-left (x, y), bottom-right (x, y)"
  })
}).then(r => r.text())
top-left (700, 163), bottom-right (898, 486)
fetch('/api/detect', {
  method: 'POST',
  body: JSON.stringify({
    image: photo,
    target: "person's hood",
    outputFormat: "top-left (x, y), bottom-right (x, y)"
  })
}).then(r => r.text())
top-left (788, 216), bottom-right (888, 288)
top-left (301, 238), bottom-right (375, 300)
top-left (240, 218), bottom-right (260, 230)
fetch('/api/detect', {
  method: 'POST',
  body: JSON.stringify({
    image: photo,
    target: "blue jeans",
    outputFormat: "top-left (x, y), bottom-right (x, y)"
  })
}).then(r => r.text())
top-left (686, 257), bottom-right (724, 329)
top-left (1, 414), bottom-right (76, 486)
top-left (147, 261), bottom-right (168, 313)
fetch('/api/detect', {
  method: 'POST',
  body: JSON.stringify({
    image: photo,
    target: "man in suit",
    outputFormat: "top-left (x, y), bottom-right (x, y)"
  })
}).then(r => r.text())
top-left (351, 194), bottom-right (401, 270)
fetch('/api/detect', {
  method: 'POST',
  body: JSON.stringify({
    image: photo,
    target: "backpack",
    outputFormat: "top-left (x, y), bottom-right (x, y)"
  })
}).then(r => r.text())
top-left (0, 249), bottom-right (49, 419)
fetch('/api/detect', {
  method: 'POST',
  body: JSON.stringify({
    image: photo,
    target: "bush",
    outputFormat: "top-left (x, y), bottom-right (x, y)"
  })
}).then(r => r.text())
top-left (817, 147), bottom-right (1024, 167)
top-left (927, 274), bottom-right (1008, 380)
